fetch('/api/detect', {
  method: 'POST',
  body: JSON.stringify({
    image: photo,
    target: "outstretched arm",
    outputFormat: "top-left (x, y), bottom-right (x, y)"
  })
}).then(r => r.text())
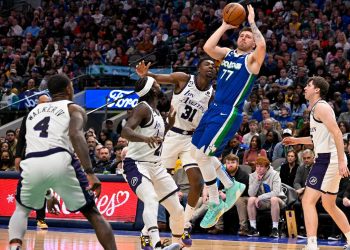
top-left (246, 4), bottom-right (266, 75)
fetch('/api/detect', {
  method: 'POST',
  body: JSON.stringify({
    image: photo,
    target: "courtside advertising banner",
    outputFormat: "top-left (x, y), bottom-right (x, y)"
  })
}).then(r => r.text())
top-left (0, 178), bottom-right (138, 222)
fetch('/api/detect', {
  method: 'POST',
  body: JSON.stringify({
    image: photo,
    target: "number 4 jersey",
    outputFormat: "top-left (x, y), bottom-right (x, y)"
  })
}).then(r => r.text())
top-left (25, 100), bottom-right (74, 155)
top-left (171, 75), bottom-right (213, 131)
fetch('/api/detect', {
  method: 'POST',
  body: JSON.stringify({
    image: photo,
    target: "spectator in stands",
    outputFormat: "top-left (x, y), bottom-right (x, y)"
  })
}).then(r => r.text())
top-left (112, 145), bottom-right (125, 175)
top-left (105, 120), bottom-right (118, 143)
top-left (116, 136), bottom-right (128, 148)
top-left (251, 98), bottom-right (274, 123)
top-left (221, 134), bottom-right (245, 163)
top-left (338, 99), bottom-right (350, 123)
top-left (0, 150), bottom-right (15, 171)
top-left (243, 93), bottom-right (259, 118)
top-left (275, 68), bottom-right (293, 90)
top-left (275, 106), bottom-right (293, 129)
top-left (242, 120), bottom-right (259, 146)
top-left (262, 130), bottom-right (280, 162)
top-left (1, 141), bottom-right (9, 153)
top-left (86, 135), bottom-right (98, 168)
top-left (290, 94), bottom-right (307, 121)
top-left (247, 156), bottom-right (286, 238)
top-left (238, 113), bottom-right (250, 136)
top-left (98, 129), bottom-right (109, 146)
top-left (5, 129), bottom-right (17, 157)
top-left (93, 147), bottom-right (116, 174)
top-left (270, 91), bottom-right (290, 117)
top-left (243, 135), bottom-right (267, 171)
top-left (339, 121), bottom-right (350, 139)
top-left (280, 150), bottom-right (299, 186)
top-left (272, 128), bottom-right (293, 161)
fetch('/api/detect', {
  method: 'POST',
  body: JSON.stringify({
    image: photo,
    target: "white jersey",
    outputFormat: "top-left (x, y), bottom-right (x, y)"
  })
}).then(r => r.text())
top-left (310, 100), bottom-right (337, 155)
top-left (126, 101), bottom-right (165, 162)
top-left (171, 75), bottom-right (212, 131)
top-left (25, 100), bottom-right (74, 155)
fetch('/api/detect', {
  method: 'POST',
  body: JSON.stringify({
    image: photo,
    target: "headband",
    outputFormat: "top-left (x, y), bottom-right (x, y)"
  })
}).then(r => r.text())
top-left (136, 76), bottom-right (155, 97)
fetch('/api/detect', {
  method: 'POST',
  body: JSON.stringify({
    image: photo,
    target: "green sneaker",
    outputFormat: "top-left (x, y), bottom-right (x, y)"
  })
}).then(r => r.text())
top-left (224, 180), bottom-right (246, 212)
top-left (200, 200), bottom-right (226, 229)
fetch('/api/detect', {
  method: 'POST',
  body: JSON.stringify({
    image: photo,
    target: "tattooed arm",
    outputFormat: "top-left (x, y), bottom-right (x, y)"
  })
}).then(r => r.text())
top-left (246, 4), bottom-right (266, 75)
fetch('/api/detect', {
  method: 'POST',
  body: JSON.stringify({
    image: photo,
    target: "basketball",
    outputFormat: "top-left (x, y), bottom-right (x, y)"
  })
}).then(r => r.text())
top-left (223, 3), bottom-right (246, 26)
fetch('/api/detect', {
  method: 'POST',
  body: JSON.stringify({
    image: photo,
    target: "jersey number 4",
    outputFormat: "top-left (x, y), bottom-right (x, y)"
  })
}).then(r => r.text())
top-left (34, 116), bottom-right (50, 138)
top-left (181, 105), bottom-right (197, 122)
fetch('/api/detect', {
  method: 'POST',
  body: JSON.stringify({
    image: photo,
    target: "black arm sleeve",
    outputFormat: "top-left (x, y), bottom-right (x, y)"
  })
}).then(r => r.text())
top-left (15, 115), bottom-right (27, 158)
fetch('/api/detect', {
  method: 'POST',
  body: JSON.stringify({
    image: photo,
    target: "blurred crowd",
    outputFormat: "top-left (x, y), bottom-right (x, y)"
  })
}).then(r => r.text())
top-left (1, 0), bottom-right (350, 241)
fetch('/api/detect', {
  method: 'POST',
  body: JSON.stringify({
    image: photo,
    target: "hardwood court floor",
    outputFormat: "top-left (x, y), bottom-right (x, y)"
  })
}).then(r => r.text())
top-left (0, 228), bottom-right (345, 250)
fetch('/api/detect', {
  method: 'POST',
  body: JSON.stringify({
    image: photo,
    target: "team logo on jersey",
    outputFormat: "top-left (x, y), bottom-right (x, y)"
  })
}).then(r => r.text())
top-left (131, 177), bottom-right (139, 186)
top-left (309, 176), bottom-right (318, 185)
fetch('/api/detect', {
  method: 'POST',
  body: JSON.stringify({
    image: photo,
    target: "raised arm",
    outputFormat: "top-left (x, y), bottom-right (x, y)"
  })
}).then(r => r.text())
top-left (136, 60), bottom-right (189, 90)
top-left (203, 22), bottom-right (236, 60)
top-left (246, 4), bottom-right (266, 75)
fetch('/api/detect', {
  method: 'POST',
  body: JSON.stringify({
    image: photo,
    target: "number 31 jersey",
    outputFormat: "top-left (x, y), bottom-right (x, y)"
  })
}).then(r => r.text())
top-left (25, 100), bottom-right (74, 155)
top-left (171, 75), bottom-right (213, 131)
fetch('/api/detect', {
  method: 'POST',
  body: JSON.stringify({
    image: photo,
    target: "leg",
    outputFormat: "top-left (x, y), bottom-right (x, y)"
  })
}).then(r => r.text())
top-left (302, 187), bottom-right (322, 250)
top-left (322, 193), bottom-right (350, 243)
top-left (270, 197), bottom-right (281, 226)
top-left (247, 197), bottom-right (259, 236)
top-left (81, 206), bottom-right (117, 250)
top-left (8, 203), bottom-right (31, 247)
top-left (235, 197), bottom-right (249, 232)
top-left (36, 199), bottom-right (48, 229)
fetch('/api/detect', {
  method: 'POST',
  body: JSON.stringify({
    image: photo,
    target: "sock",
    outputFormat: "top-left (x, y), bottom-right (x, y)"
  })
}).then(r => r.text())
top-left (345, 231), bottom-right (350, 245)
top-left (207, 183), bottom-right (220, 204)
top-left (215, 163), bottom-right (233, 189)
top-left (184, 204), bottom-right (195, 227)
top-left (249, 220), bottom-right (256, 229)
top-left (141, 226), bottom-right (148, 236)
top-left (272, 221), bottom-right (279, 229)
top-left (149, 227), bottom-right (161, 247)
top-left (307, 236), bottom-right (317, 249)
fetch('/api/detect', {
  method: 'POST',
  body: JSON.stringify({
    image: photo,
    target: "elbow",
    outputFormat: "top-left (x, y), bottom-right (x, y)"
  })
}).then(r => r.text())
top-left (203, 44), bottom-right (212, 54)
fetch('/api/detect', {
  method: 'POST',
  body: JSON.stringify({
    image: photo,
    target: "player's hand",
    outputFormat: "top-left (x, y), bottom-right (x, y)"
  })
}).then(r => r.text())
top-left (136, 60), bottom-right (151, 78)
top-left (86, 174), bottom-right (102, 198)
top-left (282, 137), bottom-right (297, 145)
top-left (247, 4), bottom-right (255, 24)
top-left (222, 20), bottom-right (238, 30)
top-left (343, 197), bottom-right (350, 207)
top-left (145, 136), bottom-right (162, 148)
top-left (47, 196), bottom-right (61, 215)
top-left (255, 198), bottom-right (260, 208)
top-left (338, 161), bottom-right (350, 178)
top-left (15, 157), bottom-right (21, 172)
top-left (167, 106), bottom-right (176, 128)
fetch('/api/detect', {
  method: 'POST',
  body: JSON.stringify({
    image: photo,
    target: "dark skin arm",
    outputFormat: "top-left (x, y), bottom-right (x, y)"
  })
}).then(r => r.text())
top-left (14, 116), bottom-right (27, 171)
top-left (68, 104), bottom-right (101, 197)
top-left (121, 103), bottom-right (162, 148)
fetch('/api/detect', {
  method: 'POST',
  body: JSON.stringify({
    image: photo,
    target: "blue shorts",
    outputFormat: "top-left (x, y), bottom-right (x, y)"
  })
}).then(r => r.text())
top-left (192, 103), bottom-right (242, 157)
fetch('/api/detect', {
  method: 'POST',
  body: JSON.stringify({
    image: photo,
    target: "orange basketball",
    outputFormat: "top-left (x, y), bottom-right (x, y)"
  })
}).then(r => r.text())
top-left (223, 3), bottom-right (246, 26)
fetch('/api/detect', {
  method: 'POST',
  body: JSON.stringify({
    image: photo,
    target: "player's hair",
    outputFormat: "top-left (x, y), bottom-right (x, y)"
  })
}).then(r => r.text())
top-left (135, 77), bottom-right (157, 102)
top-left (197, 57), bottom-right (214, 69)
top-left (239, 27), bottom-right (252, 34)
top-left (255, 156), bottom-right (270, 168)
top-left (224, 153), bottom-right (239, 163)
top-left (307, 76), bottom-right (329, 98)
top-left (47, 74), bottom-right (71, 95)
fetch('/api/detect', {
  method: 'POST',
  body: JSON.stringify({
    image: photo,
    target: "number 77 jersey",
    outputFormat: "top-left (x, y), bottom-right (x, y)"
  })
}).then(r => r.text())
top-left (171, 75), bottom-right (213, 131)
top-left (25, 100), bottom-right (74, 155)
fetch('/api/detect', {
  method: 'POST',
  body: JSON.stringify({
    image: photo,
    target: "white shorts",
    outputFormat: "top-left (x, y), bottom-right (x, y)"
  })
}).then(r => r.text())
top-left (161, 130), bottom-right (198, 170)
top-left (17, 148), bottom-right (95, 211)
top-left (123, 158), bottom-right (179, 202)
top-left (306, 152), bottom-right (345, 194)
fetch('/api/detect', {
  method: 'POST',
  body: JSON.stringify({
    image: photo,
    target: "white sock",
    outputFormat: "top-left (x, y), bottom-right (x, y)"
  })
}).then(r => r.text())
top-left (345, 231), bottom-right (350, 245)
top-left (184, 204), bottom-right (195, 227)
top-left (215, 164), bottom-right (233, 189)
top-left (141, 226), bottom-right (148, 236)
top-left (249, 220), bottom-right (256, 229)
top-left (207, 184), bottom-right (220, 204)
top-left (272, 221), bottom-right (279, 229)
top-left (149, 228), bottom-right (161, 247)
top-left (307, 236), bottom-right (317, 249)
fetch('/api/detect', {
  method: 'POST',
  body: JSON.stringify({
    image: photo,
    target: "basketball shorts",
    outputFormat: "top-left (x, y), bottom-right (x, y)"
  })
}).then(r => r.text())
top-left (123, 158), bottom-right (179, 202)
top-left (192, 103), bottom-right (243, 157)
top-left (306, 152), bottom-right (345, 194)
top-left (161, 130), bottom-right (198, 170)
top-left (16, 148), bottom-right (95, 212)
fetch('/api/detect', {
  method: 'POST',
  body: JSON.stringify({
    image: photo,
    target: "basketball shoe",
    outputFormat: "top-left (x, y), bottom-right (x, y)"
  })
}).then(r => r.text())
top-left (224, 180), bottom-right (246, 212)
top-left (200, 199), bottom-right (226, 228)
top-left (181, 227), bottom-right (192, 247)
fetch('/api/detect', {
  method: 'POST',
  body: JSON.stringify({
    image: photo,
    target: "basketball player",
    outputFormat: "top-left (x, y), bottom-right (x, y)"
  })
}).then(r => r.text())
top-left (135, 58), bottom-right (214, 231)
top-left (192, 4), bottom-right (266, 228)
top-left (283, 76), bottom-right (350, 250)
top-left (8, 74), bottom-right (117, 250)
top-left (122, 76), bottom-right (190, 250)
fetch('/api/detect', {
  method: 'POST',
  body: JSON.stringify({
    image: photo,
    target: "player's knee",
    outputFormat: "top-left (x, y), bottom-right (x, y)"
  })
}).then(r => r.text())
top-left (248, 197), bottom-right (256, 205)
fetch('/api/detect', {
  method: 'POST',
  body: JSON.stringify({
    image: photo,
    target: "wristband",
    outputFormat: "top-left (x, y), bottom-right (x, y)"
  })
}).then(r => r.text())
top-left (45, 188), bottom-right (54, 200)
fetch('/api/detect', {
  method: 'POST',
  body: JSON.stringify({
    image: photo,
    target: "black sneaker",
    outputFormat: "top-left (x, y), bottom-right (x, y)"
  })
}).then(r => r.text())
top-left (328, 234), bottom-right (342, 241)
top-left (269, 227), bottom-right (279, 238)
top-left (247, 227), bottom-right (259, 237)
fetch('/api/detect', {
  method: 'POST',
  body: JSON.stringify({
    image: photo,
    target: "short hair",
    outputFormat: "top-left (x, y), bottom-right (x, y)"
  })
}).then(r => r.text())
top-left (307, 76), bottom-right (329, 98)
top-left (197, 57), bottom-right (214, 69)
top-left (48, 74), bottom-right (71, 95)
top-left (249, 119), bottom-right (258, 125)
top-left (224, 153), bottom-right (239, 163)
top-left (255, 156), bottom-right (270, 168)
top-left (6, 129), bottom-right (15, 135)
top-left (302, 149), bottom-right (315, 157)
top-left (239, 27), bottom-right (252, 35)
